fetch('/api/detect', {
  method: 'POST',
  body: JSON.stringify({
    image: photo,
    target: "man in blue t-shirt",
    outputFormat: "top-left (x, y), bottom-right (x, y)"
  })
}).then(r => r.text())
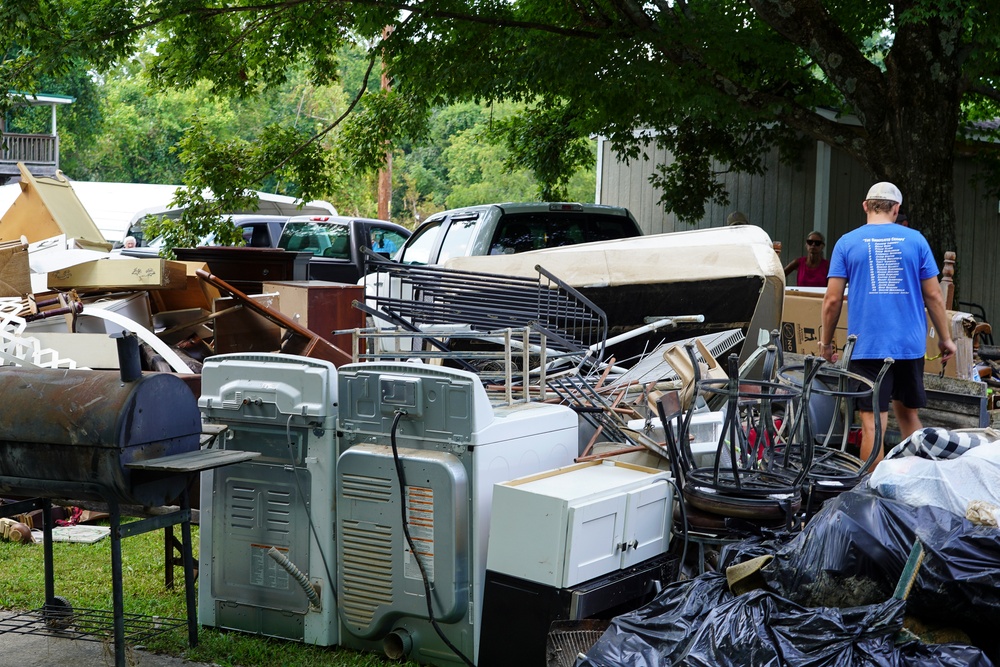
top-left (820, 182), bottom-right (956, 466)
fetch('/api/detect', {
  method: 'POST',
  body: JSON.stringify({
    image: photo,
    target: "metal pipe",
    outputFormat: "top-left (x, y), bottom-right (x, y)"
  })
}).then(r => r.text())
top-left (592, 315), bottom-right (705, 352)
top-left (113, 331), bottom-right (141, 383)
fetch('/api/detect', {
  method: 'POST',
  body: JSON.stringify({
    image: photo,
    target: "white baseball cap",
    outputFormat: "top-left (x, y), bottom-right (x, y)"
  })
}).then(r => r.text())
top-left (866, 182), bottom-right (902, 204)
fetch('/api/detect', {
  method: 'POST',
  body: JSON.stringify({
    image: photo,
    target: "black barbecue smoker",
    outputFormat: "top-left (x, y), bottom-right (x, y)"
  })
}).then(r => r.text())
top-left (0, 338), bottom-right (256, 667)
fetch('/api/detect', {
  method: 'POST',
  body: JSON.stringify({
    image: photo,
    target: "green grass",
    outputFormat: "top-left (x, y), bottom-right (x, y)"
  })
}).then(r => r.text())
top-left (0, 519), bottom-right (416, 667)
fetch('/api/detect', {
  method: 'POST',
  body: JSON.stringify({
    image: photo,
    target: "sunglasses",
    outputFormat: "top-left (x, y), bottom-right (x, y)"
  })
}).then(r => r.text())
top-left (806, 239), bottom-right (824, 246)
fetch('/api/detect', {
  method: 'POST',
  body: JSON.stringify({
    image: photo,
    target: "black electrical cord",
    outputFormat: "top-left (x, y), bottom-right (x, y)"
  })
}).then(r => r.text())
top-left (663, 477), bottom-right (688, 581)
top-left (285, 413), bottom-right (339, 609)
top-left (389, 409), bottom-right (476, 667)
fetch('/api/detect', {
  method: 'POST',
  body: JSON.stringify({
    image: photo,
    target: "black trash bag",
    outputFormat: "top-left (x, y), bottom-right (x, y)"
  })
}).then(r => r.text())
top-left (576, 572), bottom-right (991, 667)
top-left (749, 485), bottom-right (1000, 636)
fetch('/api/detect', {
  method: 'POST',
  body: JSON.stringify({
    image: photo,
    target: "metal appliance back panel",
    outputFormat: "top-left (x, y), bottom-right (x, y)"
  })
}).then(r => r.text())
top-left (338, 362), bottom-right (495, 446)
top-left (336, 362), bottom-right (579, 664)
top-left (198, 353), bottom-right (339, 647)
top-left (338, 445), bottom-right (468, 644)
top-left (211, 462), bottom-right (311, 612)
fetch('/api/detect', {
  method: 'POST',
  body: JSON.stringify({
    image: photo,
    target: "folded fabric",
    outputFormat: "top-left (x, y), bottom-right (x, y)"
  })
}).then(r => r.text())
top-left (883, 426), bottom-right (998, 461)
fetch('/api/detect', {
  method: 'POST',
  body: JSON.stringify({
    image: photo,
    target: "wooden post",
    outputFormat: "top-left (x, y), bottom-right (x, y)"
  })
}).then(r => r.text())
top-left (377, 26), bottom-right (393, 221)
top-left (940, 251), bottom-right (956, 310)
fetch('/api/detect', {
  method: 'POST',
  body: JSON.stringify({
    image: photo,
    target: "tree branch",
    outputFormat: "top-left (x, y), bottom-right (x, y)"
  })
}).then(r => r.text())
top-left (253, 49), bottom-right (380, 183)
top-left (967, 82), bottom-right (1000, 105)
top-left (747, 0), bottom-right (887, 125)
top-left (605, 0), bottom-right (657, 31)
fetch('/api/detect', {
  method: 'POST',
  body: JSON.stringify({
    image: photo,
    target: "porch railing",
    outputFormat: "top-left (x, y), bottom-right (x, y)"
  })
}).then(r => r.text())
top-left (0, 133), bottom-right (58, 167)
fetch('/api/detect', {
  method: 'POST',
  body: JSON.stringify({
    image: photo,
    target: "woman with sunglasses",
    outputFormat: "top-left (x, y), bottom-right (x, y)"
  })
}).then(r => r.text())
top-left (783, 231), bottom-right (830, 287)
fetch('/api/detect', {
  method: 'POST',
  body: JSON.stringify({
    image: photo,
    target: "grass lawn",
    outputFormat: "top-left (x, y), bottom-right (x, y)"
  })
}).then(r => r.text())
top-left (0, 518), bottom-right (416, 667)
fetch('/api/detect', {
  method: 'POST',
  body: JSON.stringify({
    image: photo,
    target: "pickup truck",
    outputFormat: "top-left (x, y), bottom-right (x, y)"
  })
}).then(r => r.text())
top-left (393, 201), bottom-right (642, 266)
top-left (122, 214), bottom-right (292, 255)
top-left (362, 201), bottom-right (642, 358)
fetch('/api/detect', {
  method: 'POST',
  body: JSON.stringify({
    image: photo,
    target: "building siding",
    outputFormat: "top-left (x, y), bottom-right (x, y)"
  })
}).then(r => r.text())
top-left (599, 137), bottom-right (1000, 330)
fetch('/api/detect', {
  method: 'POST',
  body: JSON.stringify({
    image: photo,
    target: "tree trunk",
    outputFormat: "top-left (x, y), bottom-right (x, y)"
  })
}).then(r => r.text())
top-left (845, 13), bottom-right (962, 273)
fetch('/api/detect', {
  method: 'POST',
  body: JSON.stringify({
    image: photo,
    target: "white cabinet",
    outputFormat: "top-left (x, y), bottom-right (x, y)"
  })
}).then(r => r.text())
top-left (487, 460), bottom-right (672, 588)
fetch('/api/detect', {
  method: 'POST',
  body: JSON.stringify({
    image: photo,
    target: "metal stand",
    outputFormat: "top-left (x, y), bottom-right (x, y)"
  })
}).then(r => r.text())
top-left (0, 479), bottom-right (198, 667)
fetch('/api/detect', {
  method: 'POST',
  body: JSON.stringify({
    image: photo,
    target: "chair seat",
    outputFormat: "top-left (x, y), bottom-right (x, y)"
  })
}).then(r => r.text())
top-left (683, 482), bottom-right (802, 521)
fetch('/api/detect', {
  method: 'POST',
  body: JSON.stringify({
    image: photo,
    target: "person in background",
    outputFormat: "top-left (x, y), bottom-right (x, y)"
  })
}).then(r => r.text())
top-left (783, 231), bottom-right (830, 287)
top-left (371, 231), bottom-right (396, 254)
top-left (820, 182), bottom-right (956, 466)
top-left (895, 208), bottom-right (911, 228)
top-left (726, 211), bottom-right (749, 226)
top-left (123, 235), bottom-right (137, 249)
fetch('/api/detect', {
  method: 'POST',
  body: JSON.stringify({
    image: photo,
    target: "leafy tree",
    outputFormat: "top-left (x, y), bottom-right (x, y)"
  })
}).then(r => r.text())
top-left (6, 0), bottom-right (996, 261)
top-left (487, 102), bottom-right (595, 201)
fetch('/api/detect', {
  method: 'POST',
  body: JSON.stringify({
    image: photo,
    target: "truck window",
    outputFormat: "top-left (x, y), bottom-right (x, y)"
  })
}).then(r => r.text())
top-left (281, 221), bottom-right (350, 258)
top-left (490, 212), bottom-right (639, 253)
top-left (370, 227), bottom-right (407, 258)
top-left (399, 220), bottom-right (443, 265)
top-left (437, 218), bottom-right (479, 264)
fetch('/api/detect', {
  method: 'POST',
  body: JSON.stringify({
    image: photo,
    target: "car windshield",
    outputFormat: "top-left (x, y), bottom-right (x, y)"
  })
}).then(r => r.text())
top-left (488, 211), bottom-right (638, 255)
top-left (279, 221), bottom-right (352, 258)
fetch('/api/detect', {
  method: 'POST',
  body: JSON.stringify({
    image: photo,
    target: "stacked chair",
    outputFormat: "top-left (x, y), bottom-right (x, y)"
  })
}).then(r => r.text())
top-left (657, 342), bottom-right (814, 572)
top-left (659, 335), bottom-right (892, 572)
top-left (776, 336), bottom-right (893, 517)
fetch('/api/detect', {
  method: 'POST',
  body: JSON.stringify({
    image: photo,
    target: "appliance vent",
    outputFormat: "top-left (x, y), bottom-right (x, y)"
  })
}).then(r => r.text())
top-left (227, 483), bottom-right (256, 530)
top-left (226, 482), bottom-right (295, 542)
top-left (341, 473), bottom-right (393, 502)
top-left (340, 519), bottom-right (394, 627)
top-left (264, 488), bottom-right (293, 539)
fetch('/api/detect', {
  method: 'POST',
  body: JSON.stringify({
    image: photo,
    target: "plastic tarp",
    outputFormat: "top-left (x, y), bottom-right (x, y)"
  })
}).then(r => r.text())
top-left (869, 433), bottom-right (1000, 522)
top-left (578, 486), bottom-right (998, 666)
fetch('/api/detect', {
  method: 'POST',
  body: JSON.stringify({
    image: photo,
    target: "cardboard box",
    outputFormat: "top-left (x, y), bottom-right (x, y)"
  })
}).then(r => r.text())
top-left (0, 239), bottom-right (30, 297)
top-left (780, 290), bottom-right (847, 356)
top-left (20, 332), bottom-right (121, 369)
top-left (46, 257), bottom-right (187, 291)
top-left (781, 288), bottom-right (977, 379)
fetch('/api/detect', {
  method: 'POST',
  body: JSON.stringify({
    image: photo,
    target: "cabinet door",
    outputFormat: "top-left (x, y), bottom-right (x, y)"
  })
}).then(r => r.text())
top-left (564, 494), bottom-right (627, 587)
top-left (621, 482), bottom-right (671, 569)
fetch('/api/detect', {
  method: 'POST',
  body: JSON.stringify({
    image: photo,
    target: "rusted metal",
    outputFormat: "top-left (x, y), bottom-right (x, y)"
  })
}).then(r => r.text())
top-left (0, 368), bottom-right (201, 505)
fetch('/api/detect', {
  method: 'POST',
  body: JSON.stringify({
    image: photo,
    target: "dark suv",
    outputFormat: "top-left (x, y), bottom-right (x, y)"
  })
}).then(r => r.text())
top-left (277, 215), bottom-right (410, 283)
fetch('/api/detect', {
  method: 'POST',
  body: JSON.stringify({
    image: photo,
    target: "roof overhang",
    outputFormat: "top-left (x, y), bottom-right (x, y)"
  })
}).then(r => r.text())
top-left (6, 91), bottom-right (76, 106)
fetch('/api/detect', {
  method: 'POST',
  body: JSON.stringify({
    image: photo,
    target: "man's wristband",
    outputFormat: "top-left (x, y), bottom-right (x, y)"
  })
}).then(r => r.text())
top-left (819, 342), bottom-right (834, 349)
